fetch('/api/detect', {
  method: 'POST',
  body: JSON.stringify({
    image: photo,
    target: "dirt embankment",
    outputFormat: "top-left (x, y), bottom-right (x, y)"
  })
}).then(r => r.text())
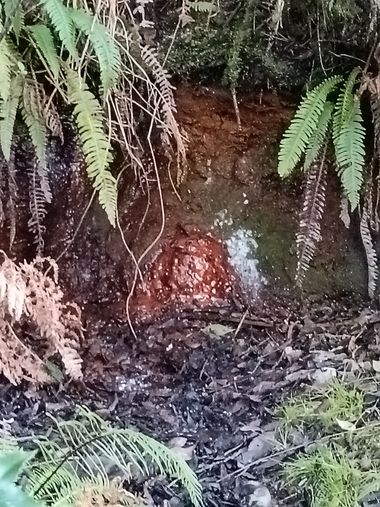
top-left (0, 85), bottom-right (367, 327)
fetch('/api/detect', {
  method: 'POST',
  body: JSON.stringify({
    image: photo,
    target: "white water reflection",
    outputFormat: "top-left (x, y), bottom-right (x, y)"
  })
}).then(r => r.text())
top-left (213, 209), bottom-right (265, 294)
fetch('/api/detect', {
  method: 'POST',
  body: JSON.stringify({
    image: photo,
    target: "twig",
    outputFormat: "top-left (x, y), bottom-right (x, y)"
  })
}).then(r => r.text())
top-left (216, 442), bottom-right (306, 482)
top-left (180, 310), bottom-right (274, 329)
top-left (231, 86), bottom-right (241, 129)
top-left (234, 307), bottom-right (249, 338)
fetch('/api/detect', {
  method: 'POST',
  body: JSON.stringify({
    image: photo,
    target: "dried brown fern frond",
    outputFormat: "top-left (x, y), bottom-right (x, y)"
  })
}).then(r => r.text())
top-left (296, 146), bottom-right (328, 286)
top-left (30, 74), bottom-right (63, 142)
top-left (0, 321), bottom-right (50, 385)
top-left (140, 45), bottom-right (188, 182)
top-left (360, 173), bottom-right (379, 299)
top-left (0, 252), bottom-right (83, 384)
top-left (73, 479), bottom-right (147, 507)
top-left (360, 203), bottom-right (378, 299)
top-left (6, 150), bottom-right (16, 250)
top-left (371, 96), bottom-right (380, 156)
top-left (28, 162), bottom-right (48, 255)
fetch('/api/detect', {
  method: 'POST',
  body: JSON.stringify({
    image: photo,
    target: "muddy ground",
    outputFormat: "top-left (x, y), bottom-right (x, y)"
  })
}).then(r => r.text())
top-left (0, 86), bottom-right (377, 506)
top-left (1, 295), bottom-right (379, 506)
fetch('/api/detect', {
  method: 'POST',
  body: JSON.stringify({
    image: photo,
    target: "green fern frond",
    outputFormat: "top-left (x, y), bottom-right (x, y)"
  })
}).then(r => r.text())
top-left (2, 0), bottom-right (24, 38)
top-left (0, 38), bottom-right (13, 103)
top-left (334, 94), bottom-right (365, 210)
top-left (22, 80), bottom-right (47, 168)
top-left (278, 76), bottom-right (343, 177)
top-left (303, 101), bottom-right (333, 171)
top-left (66, 69), bottom-right (116, 225)
top-left (69, 8), bottom-right (121, 91)
top-left (40, 0), bottom-right (78, 61)
top-left (26, 407), bottom-right (203, 507)
top-left (0, 74), bottom-right (23, 161)
top-left (333, 67), bottom-right (361, 141)
top-left (333, 68), bottom-right (365, 210)
top-left (28, 25), bottom-right (61, 80)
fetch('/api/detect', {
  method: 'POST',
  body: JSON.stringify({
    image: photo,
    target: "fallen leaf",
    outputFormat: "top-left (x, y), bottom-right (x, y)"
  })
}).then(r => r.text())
top-left (284, 346), bottom-right (302, 362)
top-left (202, 324), bottom-right (234, 337)
top-left (372, 360), bottom-right (380, 373)
top-left (336, 419), bottom-right (356, 431)
top-left (171, 444), bottom-right (195, 462)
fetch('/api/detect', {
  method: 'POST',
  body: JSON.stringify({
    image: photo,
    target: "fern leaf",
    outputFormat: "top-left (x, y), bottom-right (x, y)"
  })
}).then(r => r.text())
top-left (296, 146), bottom-right (328, 285)
top-left (27, 408), bottom-right (203, 507)
top-left (0, 74), bottom-right (22, 161)
top-left (28, 25), bottom-right (61, 80)
top-left (7, 152), bottom-right (16, 250)
top-left (360, 205), bottom-right (378, 299)
top-left (22, 80), bottom-right (48, 169)
top-left (333, 67), bottom-right (361, 141)
top-left (371, 96), bottom-right (380, 157)
top-left (304, 101), bottom-right (333, 171)
top-left (28, 163), bottom-right (47, 255)
top-left (0, 38), bottom-right (13, 103)
top-left (69, 8), bottom-right (121, 91)
top-left (66, 69), bottom-right (116, 226)
top-left (278, 76), bottom-right (342, 177)
top-left (27, 78), bottom-right (63, 141)
top-left (2, 0), bottom-right (24, 38)
top-left (40, 0), bottom-right (78, 60)
top-left (140, 45), bottom-right (188, 182)
top-left (334, 94), bottom-right (365, 210)
top-left (2, 0), bottom-right (24, 39)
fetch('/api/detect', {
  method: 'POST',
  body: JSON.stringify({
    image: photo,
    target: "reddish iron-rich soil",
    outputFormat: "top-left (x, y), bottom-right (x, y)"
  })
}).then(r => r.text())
top-left (130, 228), bottom-right (237, 320)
